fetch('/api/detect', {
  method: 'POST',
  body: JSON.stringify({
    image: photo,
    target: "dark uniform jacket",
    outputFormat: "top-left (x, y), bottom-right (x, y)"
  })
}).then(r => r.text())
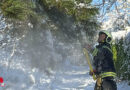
top-left (93, 42), bottom-right (116, 75)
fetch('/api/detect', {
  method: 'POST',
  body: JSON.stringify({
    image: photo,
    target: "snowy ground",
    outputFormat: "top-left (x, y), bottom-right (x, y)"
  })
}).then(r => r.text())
top-left (0, 61), bottom-right (130, 90)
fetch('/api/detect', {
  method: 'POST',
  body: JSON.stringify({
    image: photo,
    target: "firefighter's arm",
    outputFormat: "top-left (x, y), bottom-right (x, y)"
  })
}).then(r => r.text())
top-left (89, 69), bottom-right (97, 76)
top-left (84, 43), bottom-right (94, 53)
top-left (92, 48), bottom-right (105, 74)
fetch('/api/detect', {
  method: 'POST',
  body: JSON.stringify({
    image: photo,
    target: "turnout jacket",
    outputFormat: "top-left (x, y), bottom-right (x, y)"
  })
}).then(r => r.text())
top-left (92, 42), bottom-right (116, 76)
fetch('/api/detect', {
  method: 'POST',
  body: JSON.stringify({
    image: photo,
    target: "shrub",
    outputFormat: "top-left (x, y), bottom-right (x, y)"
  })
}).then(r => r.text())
top-left (112, 38), bottom-right (130, 81)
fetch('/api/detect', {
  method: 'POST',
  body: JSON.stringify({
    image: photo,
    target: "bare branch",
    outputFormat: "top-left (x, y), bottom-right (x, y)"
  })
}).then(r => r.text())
top-left (115, 2), bottom-right (120, 14)
top-left (7, 43), bottom-right (16, 70)
top-left (102, 0), bottom-right (105, 6)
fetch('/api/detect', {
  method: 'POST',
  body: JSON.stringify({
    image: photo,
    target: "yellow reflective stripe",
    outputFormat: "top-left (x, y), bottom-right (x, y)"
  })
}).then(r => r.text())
top-left (103, 46), bottom-right (112, 54)
top-left (92, 48), bottom-right (98, 57)
top-left (100, 72), bottom-right (116, 78)
top-left (112, 45), bottom-right (117, 62)
top-left (101, 72), bottom-right (116, 76)
top-left (92, 46), bottom-right (112, 57)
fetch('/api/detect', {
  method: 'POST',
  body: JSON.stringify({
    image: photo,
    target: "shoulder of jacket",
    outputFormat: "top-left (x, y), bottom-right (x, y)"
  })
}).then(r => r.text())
top-left (102, 45), bottom-right (112, 54)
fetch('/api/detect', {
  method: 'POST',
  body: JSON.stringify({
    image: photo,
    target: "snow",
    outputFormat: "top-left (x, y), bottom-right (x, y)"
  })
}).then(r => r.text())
top-left (0, 28), bottom-right (129, 90)
top-left (111, 28), bottom-right (130, 40)
top-left (0, 61), bottom-right (130, 90)
top-left (0, 3), bottom-right (130, 90)
top-left (0, 25), bottom-right (129, 90)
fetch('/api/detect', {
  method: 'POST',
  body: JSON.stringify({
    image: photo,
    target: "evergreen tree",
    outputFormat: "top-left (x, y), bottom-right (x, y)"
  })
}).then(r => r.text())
top-left (39, 0), bottom-right (99, 21)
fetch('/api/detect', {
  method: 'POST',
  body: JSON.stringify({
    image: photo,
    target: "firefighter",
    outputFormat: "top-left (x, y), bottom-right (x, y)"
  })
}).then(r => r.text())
top-left (89, 30), bottom-right (117, 90)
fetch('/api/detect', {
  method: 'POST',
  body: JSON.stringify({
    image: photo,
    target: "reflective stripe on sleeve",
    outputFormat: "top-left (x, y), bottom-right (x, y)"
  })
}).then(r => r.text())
top-left (100, 72), bottom-right (116, 78)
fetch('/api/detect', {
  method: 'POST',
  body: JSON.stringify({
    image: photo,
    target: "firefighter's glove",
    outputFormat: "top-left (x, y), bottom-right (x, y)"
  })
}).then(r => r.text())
top-left (89, 70), bottom-right (96, 76)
